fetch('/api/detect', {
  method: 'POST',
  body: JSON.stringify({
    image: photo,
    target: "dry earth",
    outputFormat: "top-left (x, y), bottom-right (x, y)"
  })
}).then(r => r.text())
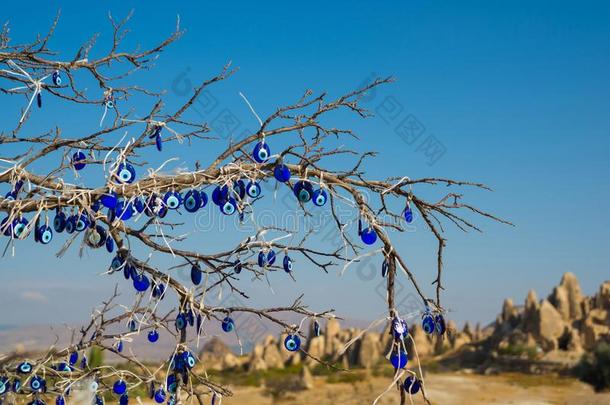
top-left (182, 373), bottom-right (609, 405)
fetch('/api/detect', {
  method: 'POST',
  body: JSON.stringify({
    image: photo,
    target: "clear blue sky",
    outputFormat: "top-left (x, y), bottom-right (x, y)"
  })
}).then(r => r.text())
top-left (1, 1), bottom-right (609, 329)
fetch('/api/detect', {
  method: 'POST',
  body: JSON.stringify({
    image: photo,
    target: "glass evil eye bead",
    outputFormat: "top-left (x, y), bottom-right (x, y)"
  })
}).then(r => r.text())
top-left (381, 259), bottom-right (389, 277)
top-left (163, 191), bottom-right (182, 210)
top-left (284, 334), bottom-right (301, 352)
top-left (152, 283), bottom-right (166, 299)
top-left (115, 340), bottom-right (124, 353)
top-left (0, 377), bottom-right (7, 395)
top-left (220, 198), bottom-right (237, 215)
top-left (313, 320), bottom-right (321, 337)
top-left (403, 205), bottom-right (414, 223)
top-left (175, 313), bottom-right (188, 331)
top-left (252, 141), bottom-right (270, 163)
top-left (233, 180), bottom-right (246, 200)
top-left (154, 388), bottom-right (166, 403)
top-left (17, 361), bottom-right (33, 373)
top-left (133, 273), bottom-right (150, 292)
top-left (56, 395), bottom-right (66, 405)
top-left (233, 260), bottom-right (242, 274)
top-left (181, 351), bottom-right (197, 369)
top-left (119, 394), bottom-right (129, 405)
top-left (191, 264), bottom-right (202, 285)
top-left (283, 255), bottom-right (293, 273)
top-left (52, 70), bottom-right (61, 86)
top-left (128, 319), bottom-right (138, 332)
top-left (94, 394), bottom-right (104, 405)
top-left (267, 250), bottom-right (276, 266)
top-left (403, 375), bottom-right (421, 394)
top-left (69, 351), bottom-right (78, 366)
top-left (53, 212), bottom-right (66, 232)
top-left (183, 190), bottom-right (201, 213)
top-left (101, 191), bottom-right (118, 209)
top-left (64, 215), bottom-right (76, 234)
top-left (166, 374), bottom-right (177, 394)
top-left (30, 375), bottom-right (45, 391)
top-left (37, 225), bottom-right (53, 244)
top-left (274, 164), bottom-right (291, 182)
top-left (257, 251), bottom-right (267, 267)
top-left (245, 181), bottom-right (261, 198)
top-left (148, 330), bottom-right (159, 343)
top-left (212, 185), bottom-right (229, 206)
top-left (75, 214), bottom-right (89, 231)
top-left (392, 318), bottom-right (408, 340)
top-left (116, 162), bottom-right (136, 184)
top-left (312, 189), bottom-right (328, 207)
top-left (360, 227), bottom-right (377, 245)
top-left (113, 379), bottom-right (127, 395)
top-left (12, 217), bottom-right (29, 239)
top-left (422, 313), bottom-right (435, 335)
top-left (434, 314), bottom-right (446, 335)
top-left (293, 181), bottom-right (314, 203)
top-left (390, 350), bottom-right (408, 369)
top-left (37, 92), bottom-right (42, 108)
top-left (72, 151), bottom-right (86, 170)
top-left (106, 236), bottom-right (115, 253)
top-left (221, 316), bottom-right (235, 333)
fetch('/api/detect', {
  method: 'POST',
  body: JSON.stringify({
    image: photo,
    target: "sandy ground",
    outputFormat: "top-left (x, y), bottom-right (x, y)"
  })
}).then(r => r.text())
top-left (199, 373), bottom-right (610, 405)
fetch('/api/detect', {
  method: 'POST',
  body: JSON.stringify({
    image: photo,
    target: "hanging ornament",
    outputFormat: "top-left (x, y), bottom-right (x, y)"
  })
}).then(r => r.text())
top-left (233, 260), bottom-right (242, 274)
top-left (389, 350), bottom-right (408, 369)
top-left (52, 70), bottom-right (61, 86)
top-left (183, 190), bottom-right (201, 213)
top-left (245, 181), bottom-right (261, 198)
top-left (422, 312), bottom-right (435, 335)
top-left (37, 224), bottom-right (53, 244)
top-left (212, 186), bottom-right (229, 206)
top-left (283, 334), bottom-right (301, 352)
top-left (252, 141), bottom-right (270, 163)
top-left (403, 375), bottom-right (421, 394)
top-left (360, 227), bottom-right (377, 245)
top-left (392, 317), bottom-right (408, 340)
top-left (274, 163), bottom-right (291, 182)
top-left (163, 191), bottom-right (182, 210)
top-left (403, 202), bottom-right (413, 223)
top-left (148, 330), bottom-right (159, 343)
top-left (154, 388), bottom-right (166, 403)
top-left (293, 181), bottom-right (314, 203)
top-left (434, 314), bottom-right (446, 335)
top-left (267, 250), bottom-right (276, 266)
top-left (283, 255), bottom-right (293, 273)
top-left (191, 264), bottom-right (202, 285)
top-left (313, 321), bottom-right (321, 337)
top-left (221, 316), bottom-right (235, 333)
top-left (381, 259), bottom-right (388, 278)
top-left (116, 162), bottom-right (136, 184)
top-left (220, 198), bottom-right (237, 215)
top-left (72, 151), bottom-right (86, 170)
top-left (312, 189), bottom-right (328, 207)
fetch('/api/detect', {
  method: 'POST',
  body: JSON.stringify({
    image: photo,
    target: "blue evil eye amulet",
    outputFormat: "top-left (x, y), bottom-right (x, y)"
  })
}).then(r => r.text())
top-left (221, 316), bottom-right (235, 333)
top-left (284, 334), bottom-right (301, 352)
top-left (252, 141), bottom-right (270, 163)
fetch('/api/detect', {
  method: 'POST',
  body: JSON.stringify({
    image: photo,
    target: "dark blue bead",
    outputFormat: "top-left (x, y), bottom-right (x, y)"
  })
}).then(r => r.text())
top-left (72, 151), bottom-right (86, 171)
top-left (360, 227), bottom-right (377, 245)
top-left (134, 198), bottom-right (144, 213)
top-left (283, 255), bottom-right (293, 273)
top-left (313, 321), bottom-right (321, 337)
top-left (183, 190), bottom-right (201, 213)
top-left (37, 92), bottom-right (42, 108)
top-left (52, 70), bottom-right (61, 86)
top-left (69, 351), bottom-right (78, 366)
top-left (38, 225), bottom-right (53, 244)
top-left (284, 334), bottom-right (301, 352)
top-left (101, 192), bottom-right (118, 209)
top-left (0, 377), bottom-right (8, 395)
top-left (404, 376), bottom-right (421, 394)
top-left (133, 273), bottom-right (150, 292)
top-left (212, 186), bottom-right (229, 206)
top-left (221, 316), bottom-right (234, 333)
top-left (106, 236), bottom-right (115, 253)
top-left (390, 350), bottom-right (408, 369)
top-left (116, 163), bottom-right (136, 184)
top-left (182, 351), bottom-right (196, 369)
top-left (233, 260), bottom-right (242, 274)
top-left (434, 314), bottom-right (446, 335)
top-left (155, 133), bottom-right (163, 151)
top-left (163, 191), bottom-right (182, 210)
top-left (30, 375), bottom-right (45, 391)
top-left (115, 340), bottom-right (124, 353)
top-left (148, 330), bottom-right (159, 343)
top-left (175, 314), bottom-right (187, 331)
top-left (274, 164), bottom-right (291, 182)
top-left (422, 314), bottom-right (435, 335)
top-left (392, 318), bottom-right (408, 340)
top-left (53, 211), bottom-right (66, 233)
top-left (154, 388), bottom-right (166, 403)
top-left (252, 141), bottom-right (271, 163)
top-left (403, 206), bottom-right (413, 223)
top-left (293, 181), bottom-right (314, 203)
top-left (86, 225), bottom-right (107, 248)
top-left (199, 190), bottom-right (208, 208)
top-left (233, 180), bottom-right (246, 200)
top-left (113, 380), bottom-right (127, 395)
top-left (381, 260), bottom-right (388, 277)
top-left (191, 264), bottom-right (202, 285)
top-left (128, 319), bottom-right (138, 332)
top-left (257, 251), bottom-right (267, 267)
top-left (312, 189), bottom-right (328, 207)
top-left (267, 250), bottom-right (276, 266)
top-left (119, 393), bottom-right (129, 405)
top-left (220, 198), bottom-right (237, 215)
top-left (246, 181), bottom-right (261, 198)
